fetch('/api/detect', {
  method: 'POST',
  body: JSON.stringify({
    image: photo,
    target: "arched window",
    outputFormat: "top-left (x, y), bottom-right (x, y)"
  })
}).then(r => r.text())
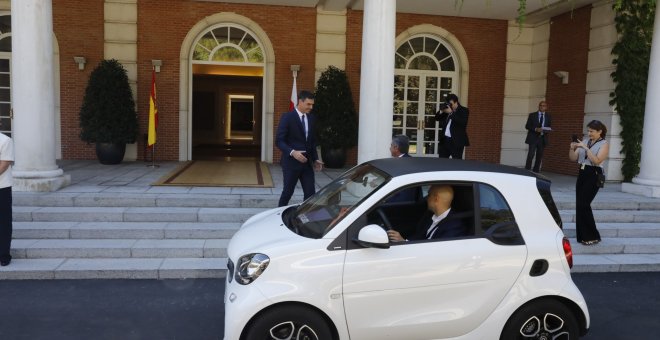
top-left (0, 14), bottom-right (11, 137)
top-left (192, 24), bottom-right (264, 65)
top-left (393, 35), bottom-right (458, 157)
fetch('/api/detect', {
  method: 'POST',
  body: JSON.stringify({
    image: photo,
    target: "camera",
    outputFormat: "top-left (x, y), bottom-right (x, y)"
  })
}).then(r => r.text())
top-left (438, 102), bottom-right (449, 111)
top-left (571, 134), bottom-right (579, 143)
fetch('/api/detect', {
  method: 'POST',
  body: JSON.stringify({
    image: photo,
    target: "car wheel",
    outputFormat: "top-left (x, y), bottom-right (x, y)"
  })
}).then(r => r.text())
top-left (501, 299), bottom-right (579, 340)
top-left (244, 305), bottom-right (333, 340)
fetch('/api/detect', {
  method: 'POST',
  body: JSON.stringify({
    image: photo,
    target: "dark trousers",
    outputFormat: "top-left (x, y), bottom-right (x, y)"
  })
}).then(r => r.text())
top-left (525, 139), bottom-right (544, 172)
top-left (0, 186), bottom-right (12, 262)
top-left (575, 166), bottom-right (601, 243)
top-left (278, 163), bottom-right (316, 207)
top-left (438, 138), bottom-right (464, 159)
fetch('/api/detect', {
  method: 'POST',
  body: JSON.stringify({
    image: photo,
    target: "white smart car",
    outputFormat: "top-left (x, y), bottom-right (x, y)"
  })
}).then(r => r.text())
top-left (224, 158), bottom-right (589, 340)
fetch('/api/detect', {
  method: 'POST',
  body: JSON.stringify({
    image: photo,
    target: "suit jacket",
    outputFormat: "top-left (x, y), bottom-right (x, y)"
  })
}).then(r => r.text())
top-left (525, 111), bottom-right (552, 146)
top-left (276, 110), bottom-right (319, 169)
top-left (438, 105), bottom-right (470, 147)
top-left (408, 210), bottom-right (468, 241)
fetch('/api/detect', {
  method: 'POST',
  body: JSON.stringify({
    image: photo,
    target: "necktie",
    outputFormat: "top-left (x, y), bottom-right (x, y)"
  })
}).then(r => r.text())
top-left (301, 114), bottom-right (307, 139)
top-left (539, 113), bottom-right (544, 127)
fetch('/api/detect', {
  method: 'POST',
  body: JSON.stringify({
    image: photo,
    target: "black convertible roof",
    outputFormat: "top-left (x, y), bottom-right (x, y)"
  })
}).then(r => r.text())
top-left (366, 157), bottom-right (539, 179)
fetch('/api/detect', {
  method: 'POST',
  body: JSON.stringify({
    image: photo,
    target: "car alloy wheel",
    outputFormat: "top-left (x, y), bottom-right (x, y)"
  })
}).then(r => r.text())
top-left (518, 313), bottom-right (569, 339)
top-left (244, 305), bottom-right (333, 340)
top-left (501, 299), bottom-right (579, 340)
top-left (269, 321), bottom-right (319, 340)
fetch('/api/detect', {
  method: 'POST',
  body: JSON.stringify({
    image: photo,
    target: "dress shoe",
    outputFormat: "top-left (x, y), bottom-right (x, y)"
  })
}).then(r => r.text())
top-left (0, 258), bottom-right (10, 266)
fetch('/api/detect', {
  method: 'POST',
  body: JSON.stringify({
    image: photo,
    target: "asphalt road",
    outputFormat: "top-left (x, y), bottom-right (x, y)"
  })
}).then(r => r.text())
top-left (0, 272), bottom-right (658, 339)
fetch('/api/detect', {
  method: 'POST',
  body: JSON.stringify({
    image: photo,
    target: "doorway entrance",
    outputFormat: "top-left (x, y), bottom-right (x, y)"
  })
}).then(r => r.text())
top-left (192, 74), bottom-right (262, 160)
top-left (393, 34), bottom-right (459, 156)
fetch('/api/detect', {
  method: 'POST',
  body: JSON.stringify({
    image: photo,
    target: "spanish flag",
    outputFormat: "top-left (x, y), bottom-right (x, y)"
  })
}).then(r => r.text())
top-left (147, 68), bottom-right (158, 147)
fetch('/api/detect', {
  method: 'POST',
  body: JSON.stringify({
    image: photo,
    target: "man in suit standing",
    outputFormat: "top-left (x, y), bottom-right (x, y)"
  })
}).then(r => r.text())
top-left (389, 134), bottom-right (411, 158)
top-left (276, 90), bottom-right (323, 207)
top-left (387, 184), bottom-right (468, 242)
top-left (524, 101), bottom-right (552, 173)
top-left (437, 94), bottom-right (469, 159)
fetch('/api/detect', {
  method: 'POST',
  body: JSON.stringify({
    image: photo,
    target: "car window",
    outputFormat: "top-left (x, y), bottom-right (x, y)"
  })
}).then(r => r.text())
top-left (291, 164), bottom-right (390, 238)
top-left (478, 183), bottom-right (514, 233)
top-left (350, 182), bottom-right (474, 248)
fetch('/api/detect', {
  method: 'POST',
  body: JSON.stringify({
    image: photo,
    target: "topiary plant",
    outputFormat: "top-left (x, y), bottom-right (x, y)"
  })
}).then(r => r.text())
top-left (80, 59), bottom-right (138, 145)
top-left (313, 66), bottom-right (358, 151)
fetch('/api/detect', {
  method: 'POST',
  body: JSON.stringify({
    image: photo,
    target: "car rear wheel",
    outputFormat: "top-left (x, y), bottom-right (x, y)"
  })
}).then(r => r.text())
top-left (501, 299), bottom-right (579, 340)
top-left (244, 305), bottom-right (333, 340)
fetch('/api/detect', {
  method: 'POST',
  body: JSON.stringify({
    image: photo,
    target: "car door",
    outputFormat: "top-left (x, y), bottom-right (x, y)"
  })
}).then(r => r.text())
top-left (342, 182), bottom-right (528, 340)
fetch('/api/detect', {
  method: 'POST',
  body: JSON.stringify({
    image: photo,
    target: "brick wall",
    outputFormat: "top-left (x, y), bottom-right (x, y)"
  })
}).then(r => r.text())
top-left (136, 0), bottom-right (317, 161)
top-left (347, 11), bottom-right (508, 164)
top-left (53, 0), bottom-right (104, 160)
top-left (543, 6), bottom-right (591, 175)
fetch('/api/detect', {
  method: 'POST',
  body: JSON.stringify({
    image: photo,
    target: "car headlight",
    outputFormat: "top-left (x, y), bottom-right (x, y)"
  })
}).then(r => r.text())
top-left (235, 253), bottom-right (270, 285)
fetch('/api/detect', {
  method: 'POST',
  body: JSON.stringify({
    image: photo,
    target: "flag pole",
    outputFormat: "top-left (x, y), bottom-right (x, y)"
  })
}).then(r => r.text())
top-left (146, 65), bottom-right (160, 168)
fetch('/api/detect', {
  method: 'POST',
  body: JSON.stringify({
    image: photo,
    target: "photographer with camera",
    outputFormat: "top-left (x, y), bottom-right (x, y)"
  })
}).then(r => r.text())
top-left (436, 94), bottom-right (469, 159)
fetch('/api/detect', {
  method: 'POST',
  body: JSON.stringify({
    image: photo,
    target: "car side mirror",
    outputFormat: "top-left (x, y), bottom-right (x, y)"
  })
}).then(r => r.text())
top-left (354, 224), bottom-right (390, 249)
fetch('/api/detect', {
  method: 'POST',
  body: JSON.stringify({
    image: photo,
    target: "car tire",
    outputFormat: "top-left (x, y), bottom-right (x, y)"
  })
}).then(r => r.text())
top-left (501, 299), bottom-right (579, 340)
top-left (244, 305), bottom-right (333, 340)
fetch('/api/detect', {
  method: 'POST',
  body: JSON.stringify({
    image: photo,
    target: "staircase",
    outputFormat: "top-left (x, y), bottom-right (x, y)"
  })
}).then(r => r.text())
top-left (2, 161), bottom-right (660, 279)
top-left (556, 196), bottom-right (660, 272)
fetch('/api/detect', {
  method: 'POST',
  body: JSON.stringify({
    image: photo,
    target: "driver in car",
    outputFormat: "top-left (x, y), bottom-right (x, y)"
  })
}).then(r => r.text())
top-left (387, 184), bottom-right (468, 242)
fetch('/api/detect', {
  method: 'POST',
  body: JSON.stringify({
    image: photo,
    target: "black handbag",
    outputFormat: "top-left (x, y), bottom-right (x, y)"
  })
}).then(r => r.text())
top-left (595, 169), bottom-right (605, 188)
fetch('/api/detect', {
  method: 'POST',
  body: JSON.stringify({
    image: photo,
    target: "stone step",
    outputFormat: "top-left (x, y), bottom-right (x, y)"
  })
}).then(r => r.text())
top-left (9, 239), bottom-right (230, 259)
top-left (572, 254), bottom-right (660, 273)
top-left (568, 238), bottom-right (660, 255)
top-left (562, 223), bottom-right (660, 238)
top-left (553, 197), bottom-right (660, 211)
top-left (559, 209), bottom-right (660, 223)
top-left (12, 222), bottom-right (240, 239)
top-left (0, 258), bottom-right (227, 280)
top-left (12, 192), bottom-right (286, 208)
top-left (13, 206), bottom-right (267, 223)
top-left (2, 253), bottom-right (659, 279)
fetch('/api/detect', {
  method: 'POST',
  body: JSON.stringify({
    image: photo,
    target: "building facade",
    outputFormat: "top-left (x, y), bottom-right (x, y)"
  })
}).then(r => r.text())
top-left (3, 0), bottom-right (660, 195)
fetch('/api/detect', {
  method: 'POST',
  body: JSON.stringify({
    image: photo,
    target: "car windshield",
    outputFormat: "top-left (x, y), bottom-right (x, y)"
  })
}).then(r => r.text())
top-left (287, 164), bottom-right (389, 239)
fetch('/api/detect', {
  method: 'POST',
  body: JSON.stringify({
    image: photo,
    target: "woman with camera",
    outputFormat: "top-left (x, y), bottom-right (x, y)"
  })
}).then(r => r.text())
top-left (569, 120), bottom-right (609, 245)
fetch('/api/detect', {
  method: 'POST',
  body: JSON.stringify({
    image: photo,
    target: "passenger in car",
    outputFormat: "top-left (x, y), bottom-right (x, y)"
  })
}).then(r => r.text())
top-left (387, 184), bottom-right (468, 242)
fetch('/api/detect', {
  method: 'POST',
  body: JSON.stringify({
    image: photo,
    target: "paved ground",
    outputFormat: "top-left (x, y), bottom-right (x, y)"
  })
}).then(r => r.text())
top-left (0, 272), bottom-right (657, 339)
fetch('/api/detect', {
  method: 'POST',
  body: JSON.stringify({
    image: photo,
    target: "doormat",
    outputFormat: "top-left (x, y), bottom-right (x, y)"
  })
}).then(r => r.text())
top-left (153, 160), bottom-right (273, 187)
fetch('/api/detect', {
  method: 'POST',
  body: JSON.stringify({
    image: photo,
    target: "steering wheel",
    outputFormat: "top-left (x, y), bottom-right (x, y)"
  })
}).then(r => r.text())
top-left (375, 208), bottom-right (393, 231)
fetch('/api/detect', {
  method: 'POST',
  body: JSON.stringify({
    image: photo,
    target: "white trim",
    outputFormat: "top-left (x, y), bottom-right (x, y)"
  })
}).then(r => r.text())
top-left (179, 13), bottom-right (275, 162)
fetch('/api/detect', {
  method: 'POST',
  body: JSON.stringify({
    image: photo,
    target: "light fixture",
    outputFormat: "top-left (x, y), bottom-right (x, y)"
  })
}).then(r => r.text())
top-left (73, 56), bottom-right (86, 70)
top-left (290, 64), bottom-right (300, 77)
top-left (554, 71), bottom-right (569, 84)
top-left (151, 59), bottom-right (162, 73)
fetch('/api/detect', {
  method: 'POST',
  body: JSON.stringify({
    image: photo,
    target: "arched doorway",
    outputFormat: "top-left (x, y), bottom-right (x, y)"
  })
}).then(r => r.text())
top-left (190, 24), bottom-right (264, 160)
top-left (393, 34), bottom-right (460, 157)
top-left (180, 13), bottom-right (275, 162)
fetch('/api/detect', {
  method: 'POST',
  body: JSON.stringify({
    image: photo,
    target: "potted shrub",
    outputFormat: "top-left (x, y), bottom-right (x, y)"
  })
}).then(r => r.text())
top-left (79, 59), bottom-right (138, 164)
top-left (313, 66), bottom-right (358, 168)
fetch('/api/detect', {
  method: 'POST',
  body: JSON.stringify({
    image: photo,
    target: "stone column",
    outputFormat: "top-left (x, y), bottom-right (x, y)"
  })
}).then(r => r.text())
top-left (357, 0), bottom-right (396, 163)
top-left (10, 0), bottom-right (69, 191)
top-left (623, 7), bottom-right (660, 197)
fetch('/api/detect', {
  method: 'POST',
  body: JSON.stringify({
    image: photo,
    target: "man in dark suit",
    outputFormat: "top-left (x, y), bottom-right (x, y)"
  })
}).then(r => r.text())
top-left (524, 101), bottom-right (552, 173)
top-left (437, 94), bottom-right (469, 159)
top-left (387, 184), bottom-right (468, 242)
top-left (276, 90), bottom-right (324, 207)
top-left (389, 134), bottom-right (411, 158)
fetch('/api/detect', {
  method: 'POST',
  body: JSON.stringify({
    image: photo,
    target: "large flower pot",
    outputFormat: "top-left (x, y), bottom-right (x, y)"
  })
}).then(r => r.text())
top-left (321, 147), bottom-right (346, 169)
top-left (96, 143), bottom-right (126, 165)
